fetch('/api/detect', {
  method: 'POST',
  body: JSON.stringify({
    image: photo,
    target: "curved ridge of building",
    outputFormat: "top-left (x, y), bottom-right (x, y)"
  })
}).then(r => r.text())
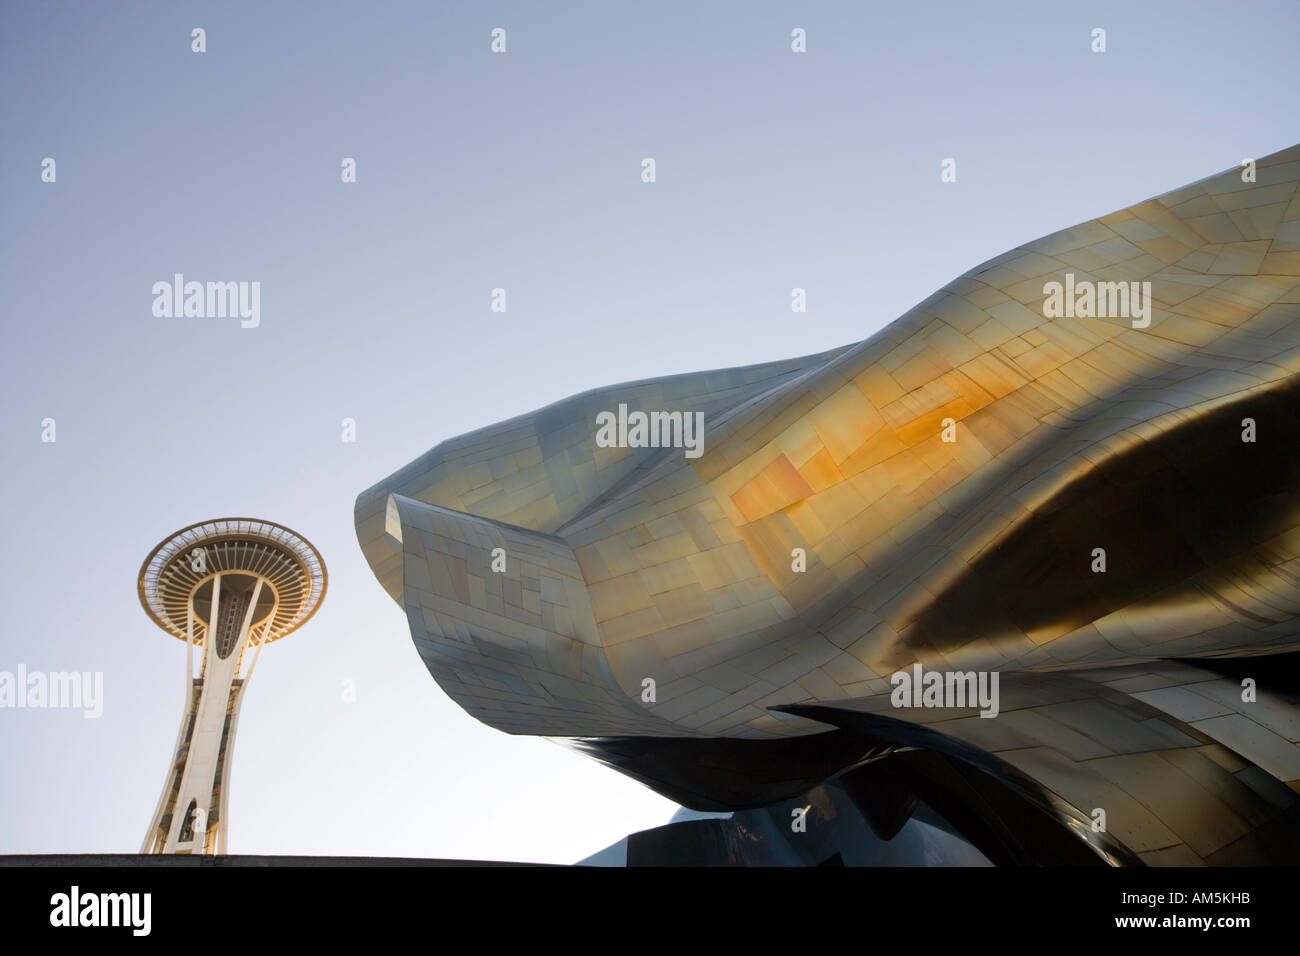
top-left (358, 145), bottom-right (1300, 865)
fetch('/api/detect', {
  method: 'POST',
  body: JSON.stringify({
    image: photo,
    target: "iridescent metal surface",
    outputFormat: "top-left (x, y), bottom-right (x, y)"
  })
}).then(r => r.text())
top-left (358, 145), bottom-right (1300, 864)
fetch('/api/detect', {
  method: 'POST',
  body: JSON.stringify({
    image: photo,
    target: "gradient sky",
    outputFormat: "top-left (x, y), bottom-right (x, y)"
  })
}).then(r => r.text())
top-left (1, 0), bottom-right (1297, 863)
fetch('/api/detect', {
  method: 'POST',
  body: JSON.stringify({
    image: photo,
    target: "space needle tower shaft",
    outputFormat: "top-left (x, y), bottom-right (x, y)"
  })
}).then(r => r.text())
top-left (137, 519), bottom-right (326, 855)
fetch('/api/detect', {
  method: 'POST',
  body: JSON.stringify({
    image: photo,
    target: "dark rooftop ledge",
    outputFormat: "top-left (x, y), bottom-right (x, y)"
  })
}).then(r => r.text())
top-left (0, 854), bottom-right (553, 867)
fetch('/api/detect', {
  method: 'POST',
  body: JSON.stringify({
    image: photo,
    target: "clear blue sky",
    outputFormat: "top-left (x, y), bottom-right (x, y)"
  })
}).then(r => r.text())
top-left (1, 0), bottom-right (1297, 862)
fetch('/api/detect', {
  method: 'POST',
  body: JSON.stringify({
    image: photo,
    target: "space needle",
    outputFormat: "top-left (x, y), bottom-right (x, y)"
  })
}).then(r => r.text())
top-left (137, 518), bottom-right (326, 854)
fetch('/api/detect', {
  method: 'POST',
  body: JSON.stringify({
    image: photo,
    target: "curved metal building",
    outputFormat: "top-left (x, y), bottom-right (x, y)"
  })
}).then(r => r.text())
top-left (357, 145), bottom-right (1300, 865)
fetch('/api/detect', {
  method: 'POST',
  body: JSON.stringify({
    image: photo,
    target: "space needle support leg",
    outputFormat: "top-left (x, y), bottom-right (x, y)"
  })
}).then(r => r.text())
top-left (209, 577), bottom-right (264, 856)
top-left (185, 597), bottom-right (195, 688)
top-left (139, 601), bottom-right (198, 853)
top-left (241, 597), bottom-right (277, 687)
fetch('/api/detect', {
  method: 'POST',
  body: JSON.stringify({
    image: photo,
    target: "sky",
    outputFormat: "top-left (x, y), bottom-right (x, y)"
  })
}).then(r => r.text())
top-left (1, 0), bottom-right (1297, 864)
